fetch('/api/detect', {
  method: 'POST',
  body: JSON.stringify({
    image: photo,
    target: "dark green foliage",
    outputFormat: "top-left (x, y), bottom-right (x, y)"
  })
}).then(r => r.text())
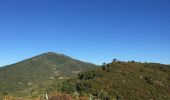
top-left (113, 59), bottom-right (117, 62)
top-left (78, 70), bottom-right (103, 80)
top-left (116, 95), bottom-right (124, 100)
top-left (1, 54), bottom-right (170, 100)
top-left (76, 82), bottom-right (92, 92)
top-left (144, 76), bottom-right (154, 84)
top-left (2, 92), bottom-right (8, 96)
top-left (0, 52), bottom-right (96, 97)
top-left (62, 61), bottom-right (170, 100)
top-left (61, 83), bottom-right (75, 93)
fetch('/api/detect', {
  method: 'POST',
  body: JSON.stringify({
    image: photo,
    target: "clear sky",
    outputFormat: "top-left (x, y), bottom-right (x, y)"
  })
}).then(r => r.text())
top-left (0, 0), bottom-right (170, 66)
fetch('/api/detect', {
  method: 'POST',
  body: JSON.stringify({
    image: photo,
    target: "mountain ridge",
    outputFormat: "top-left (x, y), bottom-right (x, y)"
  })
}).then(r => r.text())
top-left (61, 60), bottom-right (170, 100)
top-left (0, 52), bottom-right (96, 97)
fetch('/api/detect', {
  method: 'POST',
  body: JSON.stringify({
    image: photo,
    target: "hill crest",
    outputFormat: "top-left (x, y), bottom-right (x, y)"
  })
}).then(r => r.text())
top-left (0, 52), bottom-right (96, 97)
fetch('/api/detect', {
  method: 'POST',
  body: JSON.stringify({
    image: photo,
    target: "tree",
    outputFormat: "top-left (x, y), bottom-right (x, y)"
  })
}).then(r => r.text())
top-left (103, 62), bottom-right (106, 66)
top-left (113, 59), bottom-right (117, 62)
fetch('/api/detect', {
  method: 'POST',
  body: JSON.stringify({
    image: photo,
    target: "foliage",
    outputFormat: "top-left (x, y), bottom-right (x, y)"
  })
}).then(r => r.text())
top-left (61, 61), bottom-right (170, 100)
top-left (0, 52), bottom-right (96, 98)
top-left (1, 54), bottom-right (170, 100)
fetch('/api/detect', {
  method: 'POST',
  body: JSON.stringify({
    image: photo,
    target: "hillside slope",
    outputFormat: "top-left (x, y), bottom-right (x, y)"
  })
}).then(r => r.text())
top-left (0, 52), bottom-right (96, 97)
top-left (62, 61), bottom-right (170, 100)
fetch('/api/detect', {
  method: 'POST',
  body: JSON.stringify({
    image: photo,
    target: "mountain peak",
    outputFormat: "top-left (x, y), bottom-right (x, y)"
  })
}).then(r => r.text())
top-left (43, 52), bottom-right (58, 55)
top-left (0, 52), bottom-right (96, 96)
top-left (37, 52), bottom-right (64, 57)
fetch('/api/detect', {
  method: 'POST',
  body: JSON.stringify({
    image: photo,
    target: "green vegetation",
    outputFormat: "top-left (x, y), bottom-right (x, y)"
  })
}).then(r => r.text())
top-left (0, 52), bottom-right (96, 98)
top-left (0, 53), bottom-right (170, 100)
top-left (61, 60), bottom-right (170, 100)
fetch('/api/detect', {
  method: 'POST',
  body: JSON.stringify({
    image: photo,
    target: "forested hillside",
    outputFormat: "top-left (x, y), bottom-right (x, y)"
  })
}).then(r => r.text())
top-left (61, 60), bottom-right (170, 100)
top-left (0, 52), bottom-right (96, 98)
top-left (1, 56), bottom-right (170, 100)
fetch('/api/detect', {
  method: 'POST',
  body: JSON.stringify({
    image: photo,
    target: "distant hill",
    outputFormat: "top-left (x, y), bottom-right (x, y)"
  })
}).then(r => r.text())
top-left (62, 60), bottom-right (170, 100)
top-left (0, 52), bottom-right (96, 97)
top-left (1, 54), bottom-right (170, 100)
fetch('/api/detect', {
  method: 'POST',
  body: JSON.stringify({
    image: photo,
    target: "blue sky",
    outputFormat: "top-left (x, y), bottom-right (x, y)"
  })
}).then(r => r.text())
top-left (0, 0), bottom-right (170, 66)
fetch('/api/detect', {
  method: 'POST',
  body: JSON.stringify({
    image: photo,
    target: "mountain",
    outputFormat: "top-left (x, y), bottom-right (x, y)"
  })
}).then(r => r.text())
top-left (62, 60), bottom-right (170, 100)
top-left (1, 54), bottom-right (170, 100)
top-left (0, 52), bottom-right (96, 97)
